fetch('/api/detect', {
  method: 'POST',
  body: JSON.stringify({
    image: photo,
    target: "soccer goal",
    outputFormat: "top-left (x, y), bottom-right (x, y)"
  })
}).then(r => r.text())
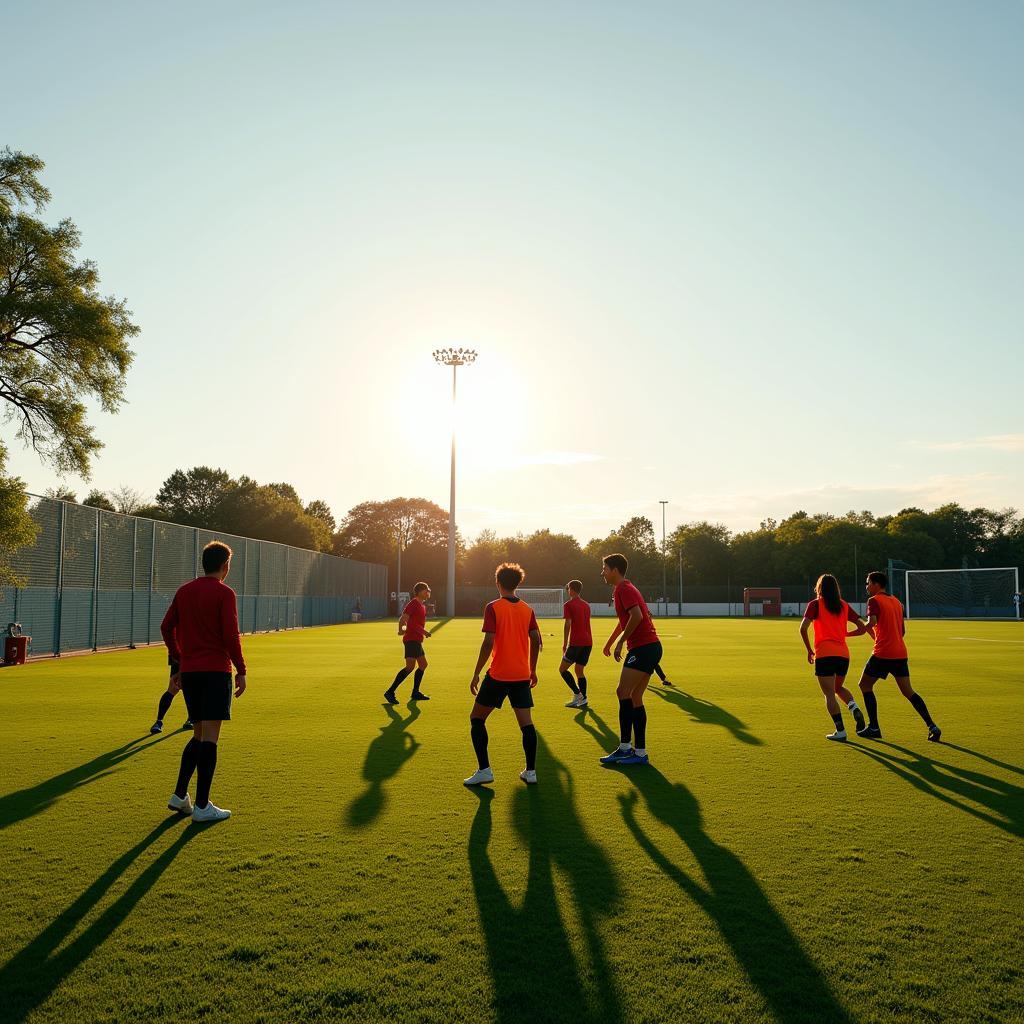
top-left (905, 567), bottom-right (1020, 619)
top-left (517, 588), bottom-right (566, 617)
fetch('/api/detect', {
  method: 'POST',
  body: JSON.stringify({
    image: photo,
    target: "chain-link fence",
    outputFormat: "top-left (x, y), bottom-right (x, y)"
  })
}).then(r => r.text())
top-left (1, 496), bottom-right (388, 657)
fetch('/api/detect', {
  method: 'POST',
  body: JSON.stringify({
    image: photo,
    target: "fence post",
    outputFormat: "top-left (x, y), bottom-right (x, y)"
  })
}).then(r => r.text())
top-left (193, 529), bottom-right (199, 579)
top-left (54, 502), bottom-right (66, 656)
top-left (241, 541), bottom-right (248, 634)
top-left (284, 546), bottom-right (290, 630)
top-left (254, 543), bottom-right (262, 634)
top-left (148, 524), bottom-right (156, 644)
top-left (130, 517), bottom-right (138, 649)
top-left (92, 508), bottom-right (101, 651)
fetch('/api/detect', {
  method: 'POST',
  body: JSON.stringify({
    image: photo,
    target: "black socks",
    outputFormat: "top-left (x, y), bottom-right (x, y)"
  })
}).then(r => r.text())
top-left (157, 691), bottom-right (173, 721)
top-left (618, 698), bottom-right (633, 745)
top-left (909, 692), bottom-right (934, 726)
top-left (560, 669), bottom-right (580, 694)
top-left (578, 675), bottom-right (588, 698)
top-left (389, 666), bottom-right (413, 693)
top-left (654, 664), bottom-right (667, 682)
top-left (195, 741), bottom-right (218, 809)
top-left (174, 737), bottom-right (200, 799)
top-left (471, 718), bottom-right (489, 770)
top-left (521, 724), bottom-right (538, 771)
top-left (831, 712), bottom-right (845, 731)
top-left (632, 706), bottom-right (647, 749)
top-left (413, 668), bottom-right (425, 693)
top-left (864, 690), bottom-right (879, 726)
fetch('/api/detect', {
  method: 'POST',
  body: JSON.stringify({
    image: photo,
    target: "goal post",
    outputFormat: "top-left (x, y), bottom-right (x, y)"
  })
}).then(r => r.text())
top-left (517, 588), bottom-right (566, 618)
top-left (905, 567), bottom-right (1020, 620)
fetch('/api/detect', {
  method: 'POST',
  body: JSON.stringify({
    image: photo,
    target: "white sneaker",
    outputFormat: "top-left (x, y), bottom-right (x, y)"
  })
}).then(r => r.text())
top-left (192, 802), bottom-right (231, 822)
top-left (564, 695), bottom-right (582, 707)
top-left (519, 769), bottom-right (538, 785)
top-left (576, 695), bottom-right (588, 707)
top-left (167, 792), bottom-right (193, 815)
top-left (826, 730), bottom-right (848, 742)
top-left (463, 767), bottom-right (494, 787)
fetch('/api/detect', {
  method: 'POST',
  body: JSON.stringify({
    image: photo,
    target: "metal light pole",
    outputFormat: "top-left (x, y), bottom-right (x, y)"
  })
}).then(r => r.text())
top-left (660, 500), bottom-right (668, 617)
top-left (433, 347), bottom-right (477, 616)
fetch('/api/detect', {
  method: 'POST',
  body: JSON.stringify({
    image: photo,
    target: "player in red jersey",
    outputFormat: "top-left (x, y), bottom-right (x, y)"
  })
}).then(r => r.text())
top-left (856, 571), bottom-right (941, 742)
top-left (799, 573), bottom-right (869, 741)
top-left (385, 582), bottom-right (432, 703)
top-left (560, 579), bottom-right (593, 708)
top-left (598, 553), bottom-right (660, 767)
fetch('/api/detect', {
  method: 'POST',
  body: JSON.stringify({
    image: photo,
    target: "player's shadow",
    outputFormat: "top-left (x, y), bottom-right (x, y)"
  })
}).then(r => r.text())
top-left (468, 737), bottom-right (623, 1024)
top-left (649, 686), bottom-right (763, 746)
top-left (346, 702), bottom-right (421, 828)
top-left (939, 742), bottom-right (1024, 778)
top-left (423, 616), bottom-right (453, 635)
top-left (616, 770), bottom-right (853, 1024)
top-left (0, 814), bottom-right (202, 1024)
top-left (0, 733), bottom-right (176, 833)
top-left (850, 740), bottom-right (1023, 838)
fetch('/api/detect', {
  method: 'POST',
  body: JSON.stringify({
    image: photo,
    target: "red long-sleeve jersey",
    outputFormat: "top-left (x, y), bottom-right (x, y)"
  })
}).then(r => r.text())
top-left (161, 575), bottom-right (247, 675)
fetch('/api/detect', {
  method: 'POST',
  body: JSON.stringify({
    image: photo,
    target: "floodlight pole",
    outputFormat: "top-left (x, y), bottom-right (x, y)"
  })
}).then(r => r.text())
top-left (660, 500), bottom-right (668, 617)
top-left (434, 347), bottom-right (477, 616)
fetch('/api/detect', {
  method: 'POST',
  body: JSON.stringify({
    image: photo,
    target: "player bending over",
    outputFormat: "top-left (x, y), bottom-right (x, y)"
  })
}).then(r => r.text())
top-left (560, 579), bottom-right (592, 708)
top-left (799, 573), bottom-right (869, 741)
top-left (599, 553), bottom-right (661, 767)
top-left (856, 571), bottom-right (941, 742)
top-left (385, 582), bottom-right (432, 703)
top-left (464, 563), bottom-right (542, 787)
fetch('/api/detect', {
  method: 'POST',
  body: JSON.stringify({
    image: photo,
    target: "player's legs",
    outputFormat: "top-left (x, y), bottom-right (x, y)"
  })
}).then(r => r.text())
top-left (573, 663), bottom-right (589, 703)
top-left (513, 705), bottom-right (538, 780)
top-left (412, 655), bottom-right (430, 699)
top-left (857, 672), bottom-right (882, 737)
top-left (895, 675), bottom-right (940, 740)
top-left (606, 666), bottom-right (651, 763)
top-left (385, 656), bottom-right (417, 702)
top-left (817, 676), bottom-right (847, 740)
top-left (559, 656), bottom-right (582, 704)
top-left (465, 700), bottom-right (496, 785)
top-left (834, 676), bottom-right (865, 730)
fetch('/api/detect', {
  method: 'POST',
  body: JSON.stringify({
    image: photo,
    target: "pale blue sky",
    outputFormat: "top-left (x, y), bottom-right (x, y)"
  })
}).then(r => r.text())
top-left (4, 1), bottom-right (1022, 540)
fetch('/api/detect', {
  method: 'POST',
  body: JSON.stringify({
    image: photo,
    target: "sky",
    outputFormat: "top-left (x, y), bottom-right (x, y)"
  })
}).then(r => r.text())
top-left (4, 0), bottom-right (1022, 543)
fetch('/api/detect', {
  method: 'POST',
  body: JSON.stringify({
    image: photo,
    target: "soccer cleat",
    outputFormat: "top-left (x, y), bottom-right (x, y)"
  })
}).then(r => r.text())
top-left (852, 707), bottom-right (866, 731)
top-left (192, 802), bottom-right (231, 823)
top-left (826, 730), bottom-right (848, 742)
top-left (927, 724), bottom-right (942, 743)
top-left (857, 724), bottom-right (882, 740)
top-left (463, 767), bottom-right (494, 787)
top-left (150, 720), bottom-right (163, 734)
top-left (519, 769), bottom-right (538, 785)
top-left (410, 691), bottom-right (430, 701)
top-left (615, 751), bottom-right (651, 766)
top-left (383, 690), bottom-right (399, 705)
top-left (661, 679), bottom-right (674, 687)
top-left (575, 694), bottom-right (588, 707)
top-left (564, 694), bottom-right (583, 707)
top-left (600, 747), bottom-right (634, 765)
top-left (168, 792), bottom-right (193, 815)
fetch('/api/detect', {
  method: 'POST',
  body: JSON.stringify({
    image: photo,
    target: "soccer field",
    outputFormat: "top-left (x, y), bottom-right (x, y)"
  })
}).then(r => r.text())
top-left (0, 618), bottom-right (1021, 1024)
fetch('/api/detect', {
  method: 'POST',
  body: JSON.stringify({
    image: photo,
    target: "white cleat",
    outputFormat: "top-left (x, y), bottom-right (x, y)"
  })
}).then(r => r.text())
top-left (565, 695), bottom-right (582, 707)
top-left (167, 792), bottom-right (193, 815)
top-left (463, 767), bottom-right (494, 787)
top-left (826, 730), bottom-right (848, 743)
top-left (576, 695), bottom-right (588, 707)
top-left (519, 769), bottom-right (538, 785)
top-left (192, 802), bottom-right (231, 823)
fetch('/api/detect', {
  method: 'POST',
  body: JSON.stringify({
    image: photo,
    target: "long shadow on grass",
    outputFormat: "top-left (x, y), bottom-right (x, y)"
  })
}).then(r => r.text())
top-left (0, 815), bottom-right (202, 1024)
top-left (424, 616), bottom-right (453, 636)
top-left (346, 702), bottom-right (421, 827)
top-left (939, 742), bottom-right (1024, 778)
top-left (468, 737), bottom-right (622, 1024)
top-left (849, 741), bottom-right (1023, 837)
top-left (649, 685), bottom-right (763, 745)
top-left (0, 733), bottom-right (176, 833)
top-left (575, 710), bottom-right (852, 1024)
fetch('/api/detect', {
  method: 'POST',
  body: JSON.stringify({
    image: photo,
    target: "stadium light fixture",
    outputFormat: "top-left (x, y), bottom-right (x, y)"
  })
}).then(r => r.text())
top-left (433, 348), bottom-right (478, 616)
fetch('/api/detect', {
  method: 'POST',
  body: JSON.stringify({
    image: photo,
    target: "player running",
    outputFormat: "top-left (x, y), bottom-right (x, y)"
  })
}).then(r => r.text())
top-left (856, 571), bottom-right (941, 742)
top-left (160, 541), bottom-right (247, 823)
top-left (464, 563), bottom-right (542, 787)
top-left (385, 582), bottom-right (432, 704)
top-left (149, 662), bottom-right (193, 734)
top-left (799, 573), bottom-right (869, 741)
top-left (560, 579), bottom-right (592, 708)
top-left (598, 553), bottom-right (661, 767)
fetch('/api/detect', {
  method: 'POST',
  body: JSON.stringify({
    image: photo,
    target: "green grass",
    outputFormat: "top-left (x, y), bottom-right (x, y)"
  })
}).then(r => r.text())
top-left (1, 617), bottom-right (1022, 1024)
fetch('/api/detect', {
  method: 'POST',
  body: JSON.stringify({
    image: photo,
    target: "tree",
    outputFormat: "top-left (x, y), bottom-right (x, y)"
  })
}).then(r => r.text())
top-left (82, 488), bottom-right (115, 511)
top-left (110, 485), bottom-right (147, 516)
top-left (156, 467), bottom-right (234, 526)
top-left (44, 486), bottom-right (77, 502)
top-left (670, 522), bottom-right (732, 586)
top-left (304, 499), bottom-right (336, 535)
top-left (1, 149), bottom-right (137, 476)
top-left (0, 470), bottom-right (37, 586)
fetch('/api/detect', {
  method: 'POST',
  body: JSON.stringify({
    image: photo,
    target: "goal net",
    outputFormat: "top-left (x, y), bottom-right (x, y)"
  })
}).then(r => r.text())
top-left (517, 588), bottom-right (566, 618)
top-left (905, 567), bottom-right (1020, 619)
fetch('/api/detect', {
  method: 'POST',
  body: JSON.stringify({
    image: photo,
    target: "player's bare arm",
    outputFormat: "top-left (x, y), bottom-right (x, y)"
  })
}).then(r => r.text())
top-left (614, 606), bottom-right (643, 661)
top-left (563, 619), bottom-right (571, 653)
top-left (603, 622), bottom-right (624, 656)
top-left (529, 629), bottom-right (542, 686)
top-left (470, 634), bottom-right (494, 693)
top-left (800, 617), bottom-right (815, 663)
top-left (398, 613), bottom-right (409, 636)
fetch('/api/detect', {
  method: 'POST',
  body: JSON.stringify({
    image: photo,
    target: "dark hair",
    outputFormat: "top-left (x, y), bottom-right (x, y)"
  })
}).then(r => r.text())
top-left (495, 562), bottom-right (525, 590)
top-left (413, 582), bottom-right (430, 595)
top-left (867, 570), bottom-right (888, 589)
top-left (202, 541), bottom-right (232, 574)
top-left (567, 579), bottom-right (583, 594)
top-left (815, 573), bottom-right (843, 615)
top-left (603, 553), bottom-right (628, 575)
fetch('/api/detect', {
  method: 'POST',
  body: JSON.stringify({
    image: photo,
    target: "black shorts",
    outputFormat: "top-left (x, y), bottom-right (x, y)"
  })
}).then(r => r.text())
top-left (623, 641), bottom-right (663, 676)
top-left (403, 641), bottom-right (425, 659)
top-left (814, 656), bottom-right (850, 678)
top-left (476, 674), bottom-right (534, 710)
top-left (563, 645), bottom-right (592, 667)
top-left (181, 671), bottom-right (232, 722)
top-left (864, 656), bottom-right (910, 680)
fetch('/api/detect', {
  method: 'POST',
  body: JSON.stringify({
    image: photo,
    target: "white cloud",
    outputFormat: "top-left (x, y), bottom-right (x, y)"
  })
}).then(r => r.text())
top-left (922, 434), bottom-right (1024, 453)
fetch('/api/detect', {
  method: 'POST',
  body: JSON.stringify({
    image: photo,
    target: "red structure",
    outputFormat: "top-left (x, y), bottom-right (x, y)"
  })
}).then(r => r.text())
top-left (743, 587), bottom-right (782, 617)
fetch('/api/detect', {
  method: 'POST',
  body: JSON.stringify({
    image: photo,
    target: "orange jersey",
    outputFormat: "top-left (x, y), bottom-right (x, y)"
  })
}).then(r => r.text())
top-left (803, 598), bottom-right (853, 658)
top-left (867, 593), bottom-right (908, 659)
top-left (482, 597), bottom-right (539, 681)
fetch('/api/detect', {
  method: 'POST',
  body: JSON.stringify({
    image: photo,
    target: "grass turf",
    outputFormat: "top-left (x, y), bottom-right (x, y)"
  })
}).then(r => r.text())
top-left (0, 617), bottom-right (1022, 1024)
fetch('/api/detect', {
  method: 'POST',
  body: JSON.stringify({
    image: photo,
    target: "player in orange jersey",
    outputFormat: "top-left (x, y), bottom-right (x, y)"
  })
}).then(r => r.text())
top-left (464, 563), bottom-right (543, 787)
